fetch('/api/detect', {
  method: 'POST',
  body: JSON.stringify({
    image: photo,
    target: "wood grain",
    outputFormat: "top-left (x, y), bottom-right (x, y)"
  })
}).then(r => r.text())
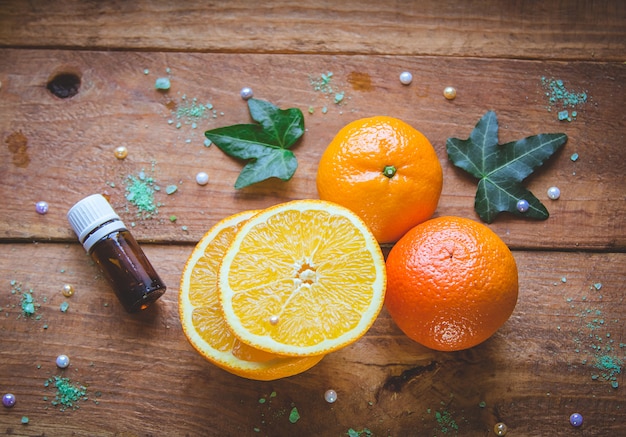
top-left (0, 243), bottom-right (624, 435)
top-left (0, 1), bottom-right (625, 61)
top-left (1, 50), bottom-right (625, 250)
top-left (1, 2), bottom-right (625, 436)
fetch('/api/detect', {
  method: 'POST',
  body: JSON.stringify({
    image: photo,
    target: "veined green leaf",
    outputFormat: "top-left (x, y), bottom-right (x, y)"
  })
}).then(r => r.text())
top-left (205, 99), bottom-right (304, 189)
top-left (446, 111), bottom-right (567, 223)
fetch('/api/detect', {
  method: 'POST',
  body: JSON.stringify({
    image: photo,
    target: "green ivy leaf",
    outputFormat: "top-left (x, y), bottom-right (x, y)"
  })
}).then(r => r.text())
top-left (205, 99), bottom-right (304, 189)
top-left (446, 111), bottom-right (567, 223)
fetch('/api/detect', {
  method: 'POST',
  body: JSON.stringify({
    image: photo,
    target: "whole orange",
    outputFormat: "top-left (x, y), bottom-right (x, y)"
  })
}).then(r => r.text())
top-left (385, 216), bottom-right (518, 351)
top-left (316, 116), bottom-right (443, 243)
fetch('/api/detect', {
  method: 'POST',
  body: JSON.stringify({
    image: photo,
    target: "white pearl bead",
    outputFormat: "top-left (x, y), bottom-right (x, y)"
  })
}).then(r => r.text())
top-left (240, 87), bottom-right (254, 100)
top-left (516, 199), bottom-right (529, 213)
top-left (269, 315), bottom-right (279, 325)
top-left (399, 71), bottom-right (413, 85)
top-left (195, 172), bottom-right (209, 186)
top-left (56, 354), bottom-right (70, 369)
top-left (547, 186), bottom-right (560, 200)
top-left (324, 389), bottom-right (337, 403)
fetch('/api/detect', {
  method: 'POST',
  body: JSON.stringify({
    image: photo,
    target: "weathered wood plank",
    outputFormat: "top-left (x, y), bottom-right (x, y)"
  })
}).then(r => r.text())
top-left (1, 50), bottom-right (625, 250)
top-left (0, 1), bottom-right (625, 61)
top-left (0, 244), bottom-right (624, 435)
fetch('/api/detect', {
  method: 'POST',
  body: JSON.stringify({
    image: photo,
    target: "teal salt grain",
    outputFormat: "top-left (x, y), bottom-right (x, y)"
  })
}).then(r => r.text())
top-left (542, 77), bottom-right (588, 108)
top-left (289, 407), bottom-right (300, 423)
top-left (126, 173), bottom-right (158, 217)
top-left (594, 355), bottom-right (622, 388)
top-left (45, 376), bottom-right (87, 411)
top-left (21, 291), bottom-right (35, 316)
top-left (154, 77), bottom-right (171, 90)
top-left (541, 77), bottom-right (587, 121)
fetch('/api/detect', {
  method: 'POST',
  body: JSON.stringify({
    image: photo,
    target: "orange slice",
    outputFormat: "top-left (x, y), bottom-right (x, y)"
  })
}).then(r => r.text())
top-left (219, 199), bottom-right (386, 357)
top-left (179, 210), bottom-right (324, 380)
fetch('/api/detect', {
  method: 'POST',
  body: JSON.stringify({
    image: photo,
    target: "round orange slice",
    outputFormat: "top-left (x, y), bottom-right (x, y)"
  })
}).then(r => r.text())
top-left (219, 199), bottom-right (386, 357)
top-left (179, 210), bottom-right (324, 380)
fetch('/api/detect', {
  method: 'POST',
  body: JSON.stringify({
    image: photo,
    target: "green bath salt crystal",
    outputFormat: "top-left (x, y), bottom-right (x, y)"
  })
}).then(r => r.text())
top-left (46, 376), bottom-right (87, 411)
top-left (21, 291), bottom-right (35, 316)
top-left (289, 406), bottom-right (300, 423)
top-left (126, 173), bottom-right (158, 216)
top-left (154, 77), bottom-right (171, 90)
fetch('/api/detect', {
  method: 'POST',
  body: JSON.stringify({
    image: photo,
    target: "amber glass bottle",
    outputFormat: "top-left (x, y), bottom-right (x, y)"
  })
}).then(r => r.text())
top-left (67, 194), bottom-right (166, 312)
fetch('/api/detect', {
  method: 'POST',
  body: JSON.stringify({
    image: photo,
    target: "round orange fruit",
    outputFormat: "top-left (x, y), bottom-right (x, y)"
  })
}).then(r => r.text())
top-left (385, 216), bottom-right (518, 351)
top-left (316, 116), bottom-right (443, 244)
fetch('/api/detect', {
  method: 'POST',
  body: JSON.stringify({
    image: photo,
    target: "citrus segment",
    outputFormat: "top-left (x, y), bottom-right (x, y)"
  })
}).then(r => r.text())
top-left (179, 210), bottom-right (324, 380)
top-left (385, 216), bottom-right (518, 351)
top-left (316, 116), bottom-right (443, 243)
top-left (219, 199), bottom-right (386, 357)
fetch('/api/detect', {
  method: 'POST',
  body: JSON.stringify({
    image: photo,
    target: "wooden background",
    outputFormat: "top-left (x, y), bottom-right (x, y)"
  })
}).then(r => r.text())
top-left (1, 1), bottom-right (625, 435)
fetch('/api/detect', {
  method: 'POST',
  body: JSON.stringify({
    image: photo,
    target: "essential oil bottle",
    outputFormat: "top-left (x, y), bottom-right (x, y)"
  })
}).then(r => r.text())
top-left (67, 194), bottom-right (166, 313)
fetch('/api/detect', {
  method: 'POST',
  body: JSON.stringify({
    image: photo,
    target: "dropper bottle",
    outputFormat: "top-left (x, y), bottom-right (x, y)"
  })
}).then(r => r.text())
top-left (67, 194), bottom-right (166, 312)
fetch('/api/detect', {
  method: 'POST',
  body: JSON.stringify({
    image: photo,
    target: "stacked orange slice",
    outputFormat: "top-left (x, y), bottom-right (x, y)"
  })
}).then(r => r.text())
top-left (179, 200), bottom-right (386, 380)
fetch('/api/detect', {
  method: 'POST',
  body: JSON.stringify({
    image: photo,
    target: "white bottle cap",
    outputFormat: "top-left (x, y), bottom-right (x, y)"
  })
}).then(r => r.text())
top-left (67, 194), bottom-right (126, 251)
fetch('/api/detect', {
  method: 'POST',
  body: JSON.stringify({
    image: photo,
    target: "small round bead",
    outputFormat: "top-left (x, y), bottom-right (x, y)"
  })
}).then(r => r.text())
top-left (240, 87), bottom-right (254, 100)
top-left (569, 413), bottom-right (583, 427)
top-left (35, 201), bottom-right (49, 215)
top-left (516, 199), bottom-right (530, 213)
top-left (493, 422), bottom-right (508, 436)
top-left (195, 172), bottom-right (209, 186)
top-left (399, 71), bottom-right (413, 85)
top-left (61, 284), bottom-right (75, 297)
top-left (269, 315), bottom-right (279, 325)
top-left (547, 186), bottom-right (561, 200)
top-left (324, 389), bottom-right (337, 403)
top-left (443, 86), bottom-right (457, 100)
top-left (2, 393), bottom-right (16, 408)
top-left (114, 146), bottom-right (128, 159)
top-left (56, 354), bottom-right (70, 369)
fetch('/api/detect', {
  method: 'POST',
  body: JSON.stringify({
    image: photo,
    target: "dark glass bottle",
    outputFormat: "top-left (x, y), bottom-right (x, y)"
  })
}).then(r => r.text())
top-left (67, 194), bottom-right (166, 312)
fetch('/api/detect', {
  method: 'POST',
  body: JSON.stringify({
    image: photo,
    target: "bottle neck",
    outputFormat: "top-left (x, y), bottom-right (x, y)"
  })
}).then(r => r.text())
top-left (82, 219), bottom-right (127, 252)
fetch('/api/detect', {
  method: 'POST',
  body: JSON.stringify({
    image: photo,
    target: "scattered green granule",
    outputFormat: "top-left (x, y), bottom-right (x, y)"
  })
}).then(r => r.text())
top-left (45, 376), bottom-right (88, 411)
top-left (310, 71), bottom-right (347, 108)
top-left (347, 428), bottom-right (373, 437)
top-left (125, 172), bottom-right (159, 218)
top-left (310, 71), bottom-right (334, 93)
top-left (11, 280), bottom-right (40, 318)
top-left (21, 291), bottom-right (35, 316)
top-left (541, 77), bottom-right (588, 121)
top-left (593, 355), bottom-right (622, 388)
top-left (288, 406), bottom-right (300, 423)
top-left (60, 301), bottom-right (69, 313)
top-left (435, 410), bottom-right (459, 434)
top-left (567, 282), bottom-right (624, 388)
top-left (21, 416), bottom-right (29, 424)
top-left (165, 184), bottom-right (178, 195)
top-left (175, 95), bottom-right (211, 120)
